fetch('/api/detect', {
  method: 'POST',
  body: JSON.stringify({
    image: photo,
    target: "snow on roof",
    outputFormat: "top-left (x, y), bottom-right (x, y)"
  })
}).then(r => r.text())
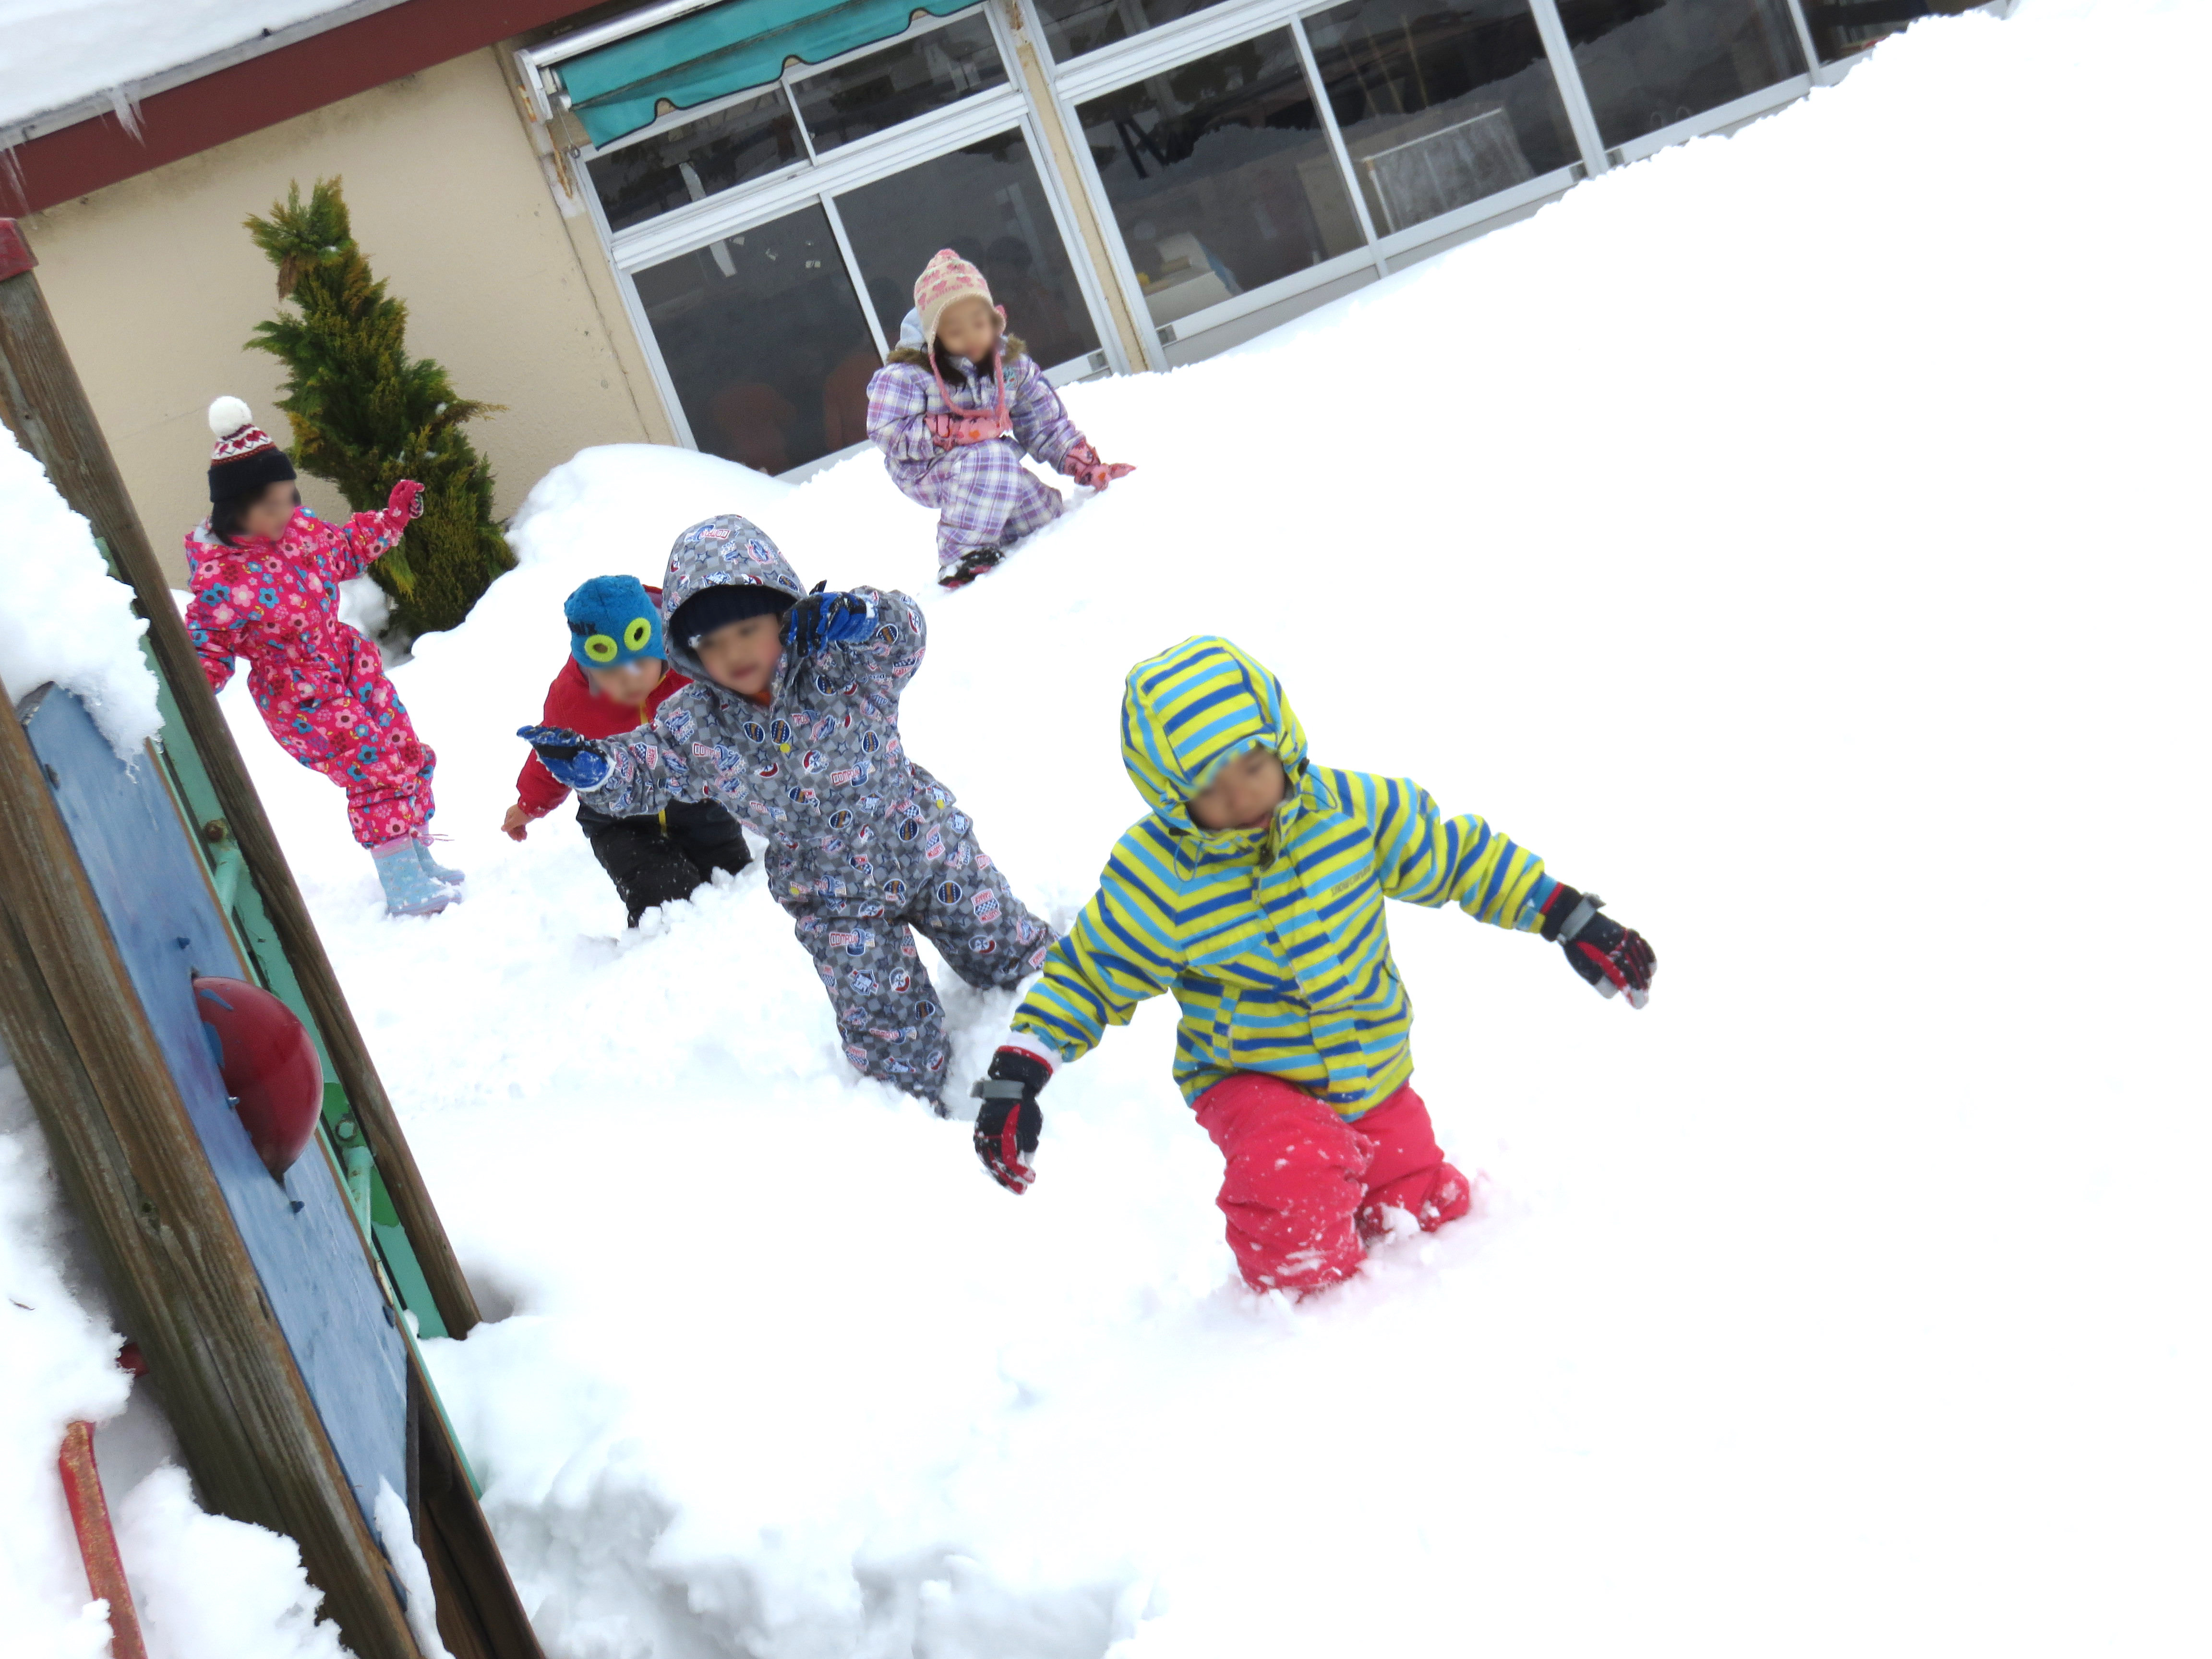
top-left (0, 424), bottom-right (161, 755)
top-left (0, 0), bottom-right (373, 135)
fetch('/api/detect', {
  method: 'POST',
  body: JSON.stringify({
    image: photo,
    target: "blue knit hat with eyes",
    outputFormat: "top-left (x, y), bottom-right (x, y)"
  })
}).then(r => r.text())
top-left (564, 575), bottom-right (663, 669)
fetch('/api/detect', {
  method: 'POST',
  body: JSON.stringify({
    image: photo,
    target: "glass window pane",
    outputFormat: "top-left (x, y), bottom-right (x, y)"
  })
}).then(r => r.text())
top-left (1034, 0), bottom-right (1224, 61)
top-left (1562, 0), bottom-right (1805, 147)
top-left (793, 12), bottom-right (1009, 153)
top-left (836, 132), bottom-right (1103, 371)
top-left (586, 88), bottom-right (805, 233)
top-left (1803, 0), bottom-right (1980, 64)
top-left (1305, 0), bottom-right (1580, 237)
top-left (632, 204), bottom-right (879, 471)
top-left (1078, 31), bottom-right (1366, 329)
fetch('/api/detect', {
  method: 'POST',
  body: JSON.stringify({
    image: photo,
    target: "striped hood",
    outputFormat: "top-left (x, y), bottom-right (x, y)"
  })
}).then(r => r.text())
top-left (1119, 637), bottom-right (1310, 852)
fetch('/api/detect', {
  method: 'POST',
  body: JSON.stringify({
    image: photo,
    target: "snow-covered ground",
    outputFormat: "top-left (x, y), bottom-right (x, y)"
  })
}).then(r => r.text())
top-left (12, 0), bottom-right (2206, 1652)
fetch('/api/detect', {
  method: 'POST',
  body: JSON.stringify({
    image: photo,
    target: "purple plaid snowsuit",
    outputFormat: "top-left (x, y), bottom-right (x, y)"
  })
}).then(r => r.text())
top-left (866, 347), bottom-right (1089, 577)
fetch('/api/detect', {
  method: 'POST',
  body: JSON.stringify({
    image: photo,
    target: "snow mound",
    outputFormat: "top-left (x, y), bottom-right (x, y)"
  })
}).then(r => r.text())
top-left (399, 444), bottom-right (793, 686)
top-left (216, 0), bottom-right (2211, 1654)
top-left (0, 426), bottom-right (161, 756)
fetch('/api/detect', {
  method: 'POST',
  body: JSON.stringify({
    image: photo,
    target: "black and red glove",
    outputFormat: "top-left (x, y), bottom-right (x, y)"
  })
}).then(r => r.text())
top-left (971, 1048), bottom-right (1048, 1193)
top-left (1541, 886), bottom-right (1655, 1009)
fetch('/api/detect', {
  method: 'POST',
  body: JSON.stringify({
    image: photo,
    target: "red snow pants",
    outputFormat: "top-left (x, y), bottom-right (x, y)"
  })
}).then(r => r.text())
top-left (1193, 1075), bottom-right (1473, 1294)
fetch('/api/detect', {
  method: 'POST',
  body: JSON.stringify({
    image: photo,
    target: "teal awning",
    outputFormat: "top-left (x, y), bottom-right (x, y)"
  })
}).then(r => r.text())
top-left (562, 0), bottom-right (977, 146)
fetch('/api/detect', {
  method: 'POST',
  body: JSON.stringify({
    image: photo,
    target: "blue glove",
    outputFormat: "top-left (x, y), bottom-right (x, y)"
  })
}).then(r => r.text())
top-left (781, 583), bottom-right (878, 685)
top-left (517, 725), bottom-right (610, 792)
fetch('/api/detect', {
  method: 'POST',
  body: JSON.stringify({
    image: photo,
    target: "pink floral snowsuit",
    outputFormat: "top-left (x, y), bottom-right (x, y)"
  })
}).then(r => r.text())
top-left (184, 500), bottom-right (434, 847)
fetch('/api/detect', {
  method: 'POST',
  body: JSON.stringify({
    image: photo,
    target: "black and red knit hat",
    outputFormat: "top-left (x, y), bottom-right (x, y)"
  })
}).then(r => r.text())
top-left (206, 396), bottom-right (297, 506)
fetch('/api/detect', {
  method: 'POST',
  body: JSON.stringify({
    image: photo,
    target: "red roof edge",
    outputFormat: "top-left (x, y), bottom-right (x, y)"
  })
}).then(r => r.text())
top-left (4, 0), bottom-right (589, 217)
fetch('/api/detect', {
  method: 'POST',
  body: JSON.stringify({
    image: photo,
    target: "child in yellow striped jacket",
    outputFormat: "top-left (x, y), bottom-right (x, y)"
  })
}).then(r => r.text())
top-left (965, 636), bottom-right (1656, 1295)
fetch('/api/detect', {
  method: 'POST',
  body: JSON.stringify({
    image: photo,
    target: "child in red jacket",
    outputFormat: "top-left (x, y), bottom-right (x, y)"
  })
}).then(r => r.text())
top-left (504, 575), bottom-right (752, 925)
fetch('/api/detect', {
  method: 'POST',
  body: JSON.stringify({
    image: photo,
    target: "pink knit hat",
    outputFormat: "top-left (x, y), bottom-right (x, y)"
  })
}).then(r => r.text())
top-left (913, 248), bottom-right (999, 351)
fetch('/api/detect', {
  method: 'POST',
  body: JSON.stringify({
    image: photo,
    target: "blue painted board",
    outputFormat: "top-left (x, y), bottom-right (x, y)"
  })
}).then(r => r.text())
top-left (22, 686), bottom-right (409, 1531)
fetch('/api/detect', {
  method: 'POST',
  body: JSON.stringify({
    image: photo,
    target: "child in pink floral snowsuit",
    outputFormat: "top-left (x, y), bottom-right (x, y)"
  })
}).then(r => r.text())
top-left (184, 397), bottom-right (457, 915)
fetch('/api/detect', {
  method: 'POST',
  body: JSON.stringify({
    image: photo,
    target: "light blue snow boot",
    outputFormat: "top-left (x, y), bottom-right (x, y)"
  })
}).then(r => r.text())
top-left (373, 836), bottom-right (457, 917)
top-left (411, 834), bottom-right (465, 885)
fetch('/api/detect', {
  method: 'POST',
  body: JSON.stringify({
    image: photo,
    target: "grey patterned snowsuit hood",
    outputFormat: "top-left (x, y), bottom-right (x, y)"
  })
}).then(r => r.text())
top-left (656, 515), bottom-right (808, 683)
top-left (571, 514), bottom-right (1052, 1102)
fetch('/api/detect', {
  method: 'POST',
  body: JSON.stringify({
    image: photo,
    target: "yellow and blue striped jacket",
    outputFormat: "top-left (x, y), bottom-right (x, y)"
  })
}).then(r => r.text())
top-left (1011, 637), bottom-right (1556, 1117)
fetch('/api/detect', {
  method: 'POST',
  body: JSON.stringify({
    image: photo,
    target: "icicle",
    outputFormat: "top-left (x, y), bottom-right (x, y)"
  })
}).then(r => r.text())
top-left (105, 84), bottom-right (144, 142)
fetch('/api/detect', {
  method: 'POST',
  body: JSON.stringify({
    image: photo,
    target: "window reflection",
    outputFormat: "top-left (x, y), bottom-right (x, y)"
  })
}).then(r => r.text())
top-left (837, 132), bottom-right (1103, 373)
top-left (1559, 0), bottom-right (1803, 145)
top-left (632, 205), bottom-right (879, 473)
top-left (1032, 0), bottom-right (1226, 61)
top-left (793, 12), bottom-right (1009, 152)
top-left (1305, 0), bottom-right (1580, 236)
top-left (1079, 31), bottom-right (1365, 327)
top-left (1803, 0), bottom-right (1981, 63)
top-left (587, 88), bottom-right (805, 233)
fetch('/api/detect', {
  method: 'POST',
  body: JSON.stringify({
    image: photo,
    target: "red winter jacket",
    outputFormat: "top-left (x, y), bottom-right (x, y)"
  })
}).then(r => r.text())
top-left (515, 649), bottom-right (692, 818)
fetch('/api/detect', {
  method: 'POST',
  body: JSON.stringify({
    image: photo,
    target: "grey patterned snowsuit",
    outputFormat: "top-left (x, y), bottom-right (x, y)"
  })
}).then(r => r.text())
top-left (569, 515), bottom-right (1053, 1103)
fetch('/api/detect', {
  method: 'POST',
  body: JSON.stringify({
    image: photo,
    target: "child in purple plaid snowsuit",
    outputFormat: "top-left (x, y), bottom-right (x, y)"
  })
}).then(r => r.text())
top-left (866, 248), bottom-right (1132, 589)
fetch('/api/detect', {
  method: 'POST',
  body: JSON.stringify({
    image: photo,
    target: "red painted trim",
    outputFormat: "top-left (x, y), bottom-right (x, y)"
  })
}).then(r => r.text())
top-left (57, 1421), bottom-right (149, 1659)
top-left (4, 0), bottom-right (588, 216)
top-left (0, 220), bottom-right (35, 280)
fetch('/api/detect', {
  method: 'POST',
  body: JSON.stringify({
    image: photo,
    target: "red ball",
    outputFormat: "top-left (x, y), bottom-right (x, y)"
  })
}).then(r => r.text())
top-left (192, 976), bottom-right (324, 1178)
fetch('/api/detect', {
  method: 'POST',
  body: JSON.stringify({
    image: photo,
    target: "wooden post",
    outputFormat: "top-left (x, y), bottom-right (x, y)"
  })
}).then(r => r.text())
top-left (0, 668), bottom-right (425, 1659)
top-left (0, 216), bottom-right (479, 1337)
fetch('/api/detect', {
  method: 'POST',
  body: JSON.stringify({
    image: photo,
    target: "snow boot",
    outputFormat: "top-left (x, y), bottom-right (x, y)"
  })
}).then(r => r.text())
top-left (412, 835), bottom-right (465, 885)
top-left (372, 836), bottom-right (457, 916)
top-left (937, 547), bottom-right (1005, 590)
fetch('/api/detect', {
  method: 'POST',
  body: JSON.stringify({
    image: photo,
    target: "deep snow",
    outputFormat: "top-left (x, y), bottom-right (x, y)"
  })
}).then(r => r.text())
top-left (105, 0), bottom-right (2212, 1651)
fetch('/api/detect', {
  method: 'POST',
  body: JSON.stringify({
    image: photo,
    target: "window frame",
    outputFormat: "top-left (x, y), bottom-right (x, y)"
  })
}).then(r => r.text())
top-left (1036, 0), bottom-right (1625, 355)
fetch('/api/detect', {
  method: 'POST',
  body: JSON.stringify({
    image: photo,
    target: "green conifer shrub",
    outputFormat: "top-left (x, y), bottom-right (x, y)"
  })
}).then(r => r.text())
top-left (245, 178), bottom-right (514, 635)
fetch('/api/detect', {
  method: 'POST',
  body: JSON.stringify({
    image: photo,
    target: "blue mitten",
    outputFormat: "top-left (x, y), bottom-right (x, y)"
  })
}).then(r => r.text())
top-left (517, 725), bottom-right (610, 792)
top-left (781, 584), bottom-right (878, 685)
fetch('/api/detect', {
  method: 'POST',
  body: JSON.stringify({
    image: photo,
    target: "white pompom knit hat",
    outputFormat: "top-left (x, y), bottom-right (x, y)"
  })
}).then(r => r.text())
top-left (205, 395), bottom-right (296, 505)
top-left (912, 248), bottom-right (1000, 354)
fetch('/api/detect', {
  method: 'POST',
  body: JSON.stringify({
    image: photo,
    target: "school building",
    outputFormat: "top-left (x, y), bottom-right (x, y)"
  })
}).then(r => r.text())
top-left (5, 0), bottom-right (1993, 578)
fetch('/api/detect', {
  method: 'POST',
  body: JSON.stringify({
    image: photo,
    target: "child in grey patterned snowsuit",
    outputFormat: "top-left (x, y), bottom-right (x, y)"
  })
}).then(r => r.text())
top-left (521, 515), bottom-right (1052, 1106)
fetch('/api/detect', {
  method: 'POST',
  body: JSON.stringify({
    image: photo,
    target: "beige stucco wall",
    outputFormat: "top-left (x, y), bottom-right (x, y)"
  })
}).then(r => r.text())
top-left (23, 47), bottom-right (675, 582)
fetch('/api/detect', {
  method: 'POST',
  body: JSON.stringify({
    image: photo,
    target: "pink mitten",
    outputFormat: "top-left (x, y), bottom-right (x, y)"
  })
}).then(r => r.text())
top-left (1066, 445), bottom-right (1135, 490)
top-left (388, 478), bottom-right (425, 519)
